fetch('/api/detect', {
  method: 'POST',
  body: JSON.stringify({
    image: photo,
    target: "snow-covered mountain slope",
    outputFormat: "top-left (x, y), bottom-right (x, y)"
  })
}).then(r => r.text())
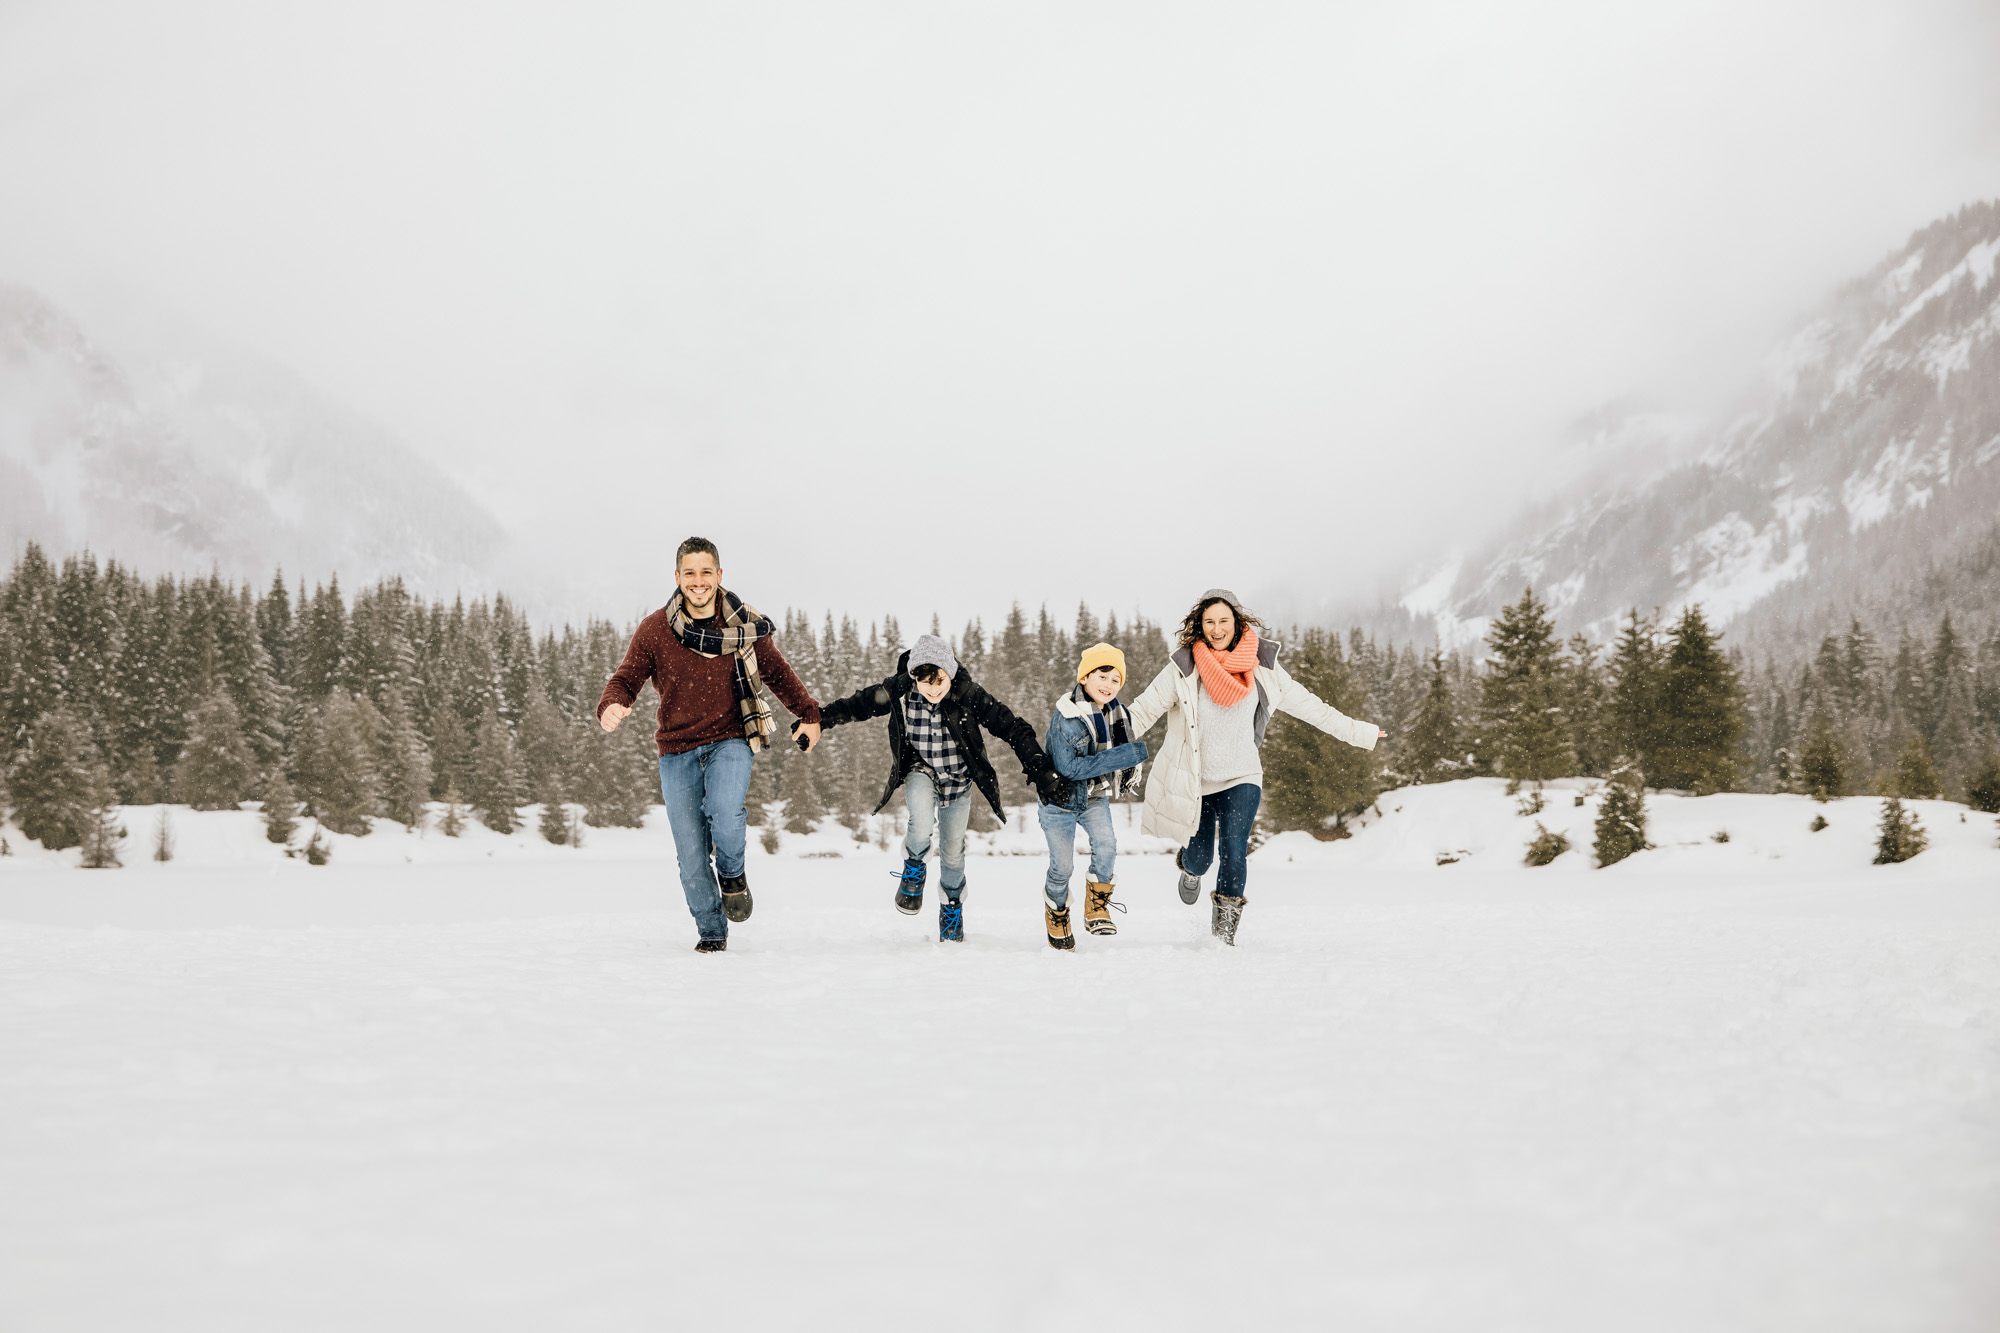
top-left (0, 283), bottom-right (506, 593)
top-left (1369, 201), bottom-right (2000, 650)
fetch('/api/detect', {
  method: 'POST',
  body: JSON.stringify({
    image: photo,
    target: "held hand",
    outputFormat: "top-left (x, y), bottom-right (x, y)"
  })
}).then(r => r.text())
top-left (794, 720), bottom-right (822, 753)
top-left (1378, 728), bottom-right (1389, 740)
top-left (1032, 769), bottom-right (1073, 807)
top-left (600, 702), bottom-right (631, 733)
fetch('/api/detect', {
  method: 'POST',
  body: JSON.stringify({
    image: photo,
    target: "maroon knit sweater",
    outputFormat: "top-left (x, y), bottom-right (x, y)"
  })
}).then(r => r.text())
top-left (597, 609), bottom-right (822, 756)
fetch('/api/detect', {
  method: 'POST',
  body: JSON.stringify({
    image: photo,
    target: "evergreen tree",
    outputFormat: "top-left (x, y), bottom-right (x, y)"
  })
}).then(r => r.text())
top-left (781, 742), bottom-right (825, 834)
top-left (1872, 796), bottom-right (1927, 865)
top-left (1, 545), bottom-right (64, 760)
top-left (1891, 734), bottom-right (1942, 800)
top-left (467, 703), bottom-right (525, 834)
top-left (1964, 748), bottom-right (2000, 814)
top-left (1402, 649), bottom-right (1464, 784)
top-left (1650, 605), bottom-right (1745, 794)
top-left (438, 781), bottom-right (469, 837)
top-left (77, 760), bottom-right (125, 869)
top-left (262, 770), bottom-right (300, 845)
top-left (152, 807), bottom-right (174, 862)
top-left (572, 721), bottom-right (650, 828)
top-left (10, 704), bottom-right (99, 851)
top-left (518, 691), bottom-right (570, 806)
top-left (1563, 634), bottom-right (1612, 777)
top-left (1607, 609), bottom-right (1664, 776)
top-left (125, 746), bottom-right (164, 806)
top-left (1479, 588), bottom-right (1573, 786)
top-left (1593, 759), bottom-right (1648, 867)
top-left (537, 780), bottom-right (571, 845)
top-left (371, 685), bottom-right (433, 829)
top-left (1524, 822), bottom-right (1570, 866)
top-left (1262, 630), bottom-right (1379, 836)
top-left (175, 690), bottom-right (258, 810)
top-left (1798, 709), bottom-right (1845, 802)
top-left (295, 689), bottom-right (378, 836)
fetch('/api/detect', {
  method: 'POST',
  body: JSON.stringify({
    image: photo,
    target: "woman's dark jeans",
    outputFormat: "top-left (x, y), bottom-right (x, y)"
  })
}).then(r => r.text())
top-left (1180, 782), bottom-right (1262, 899)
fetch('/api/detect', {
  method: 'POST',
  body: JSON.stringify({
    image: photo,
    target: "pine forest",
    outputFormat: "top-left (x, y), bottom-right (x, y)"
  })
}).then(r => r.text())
top-left (5, 544), bottom-right (2000, 859)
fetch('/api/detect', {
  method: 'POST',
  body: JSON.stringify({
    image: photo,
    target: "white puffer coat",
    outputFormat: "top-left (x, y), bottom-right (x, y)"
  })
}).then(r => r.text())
top-left (1127, 637), bottom-right (1378, 845)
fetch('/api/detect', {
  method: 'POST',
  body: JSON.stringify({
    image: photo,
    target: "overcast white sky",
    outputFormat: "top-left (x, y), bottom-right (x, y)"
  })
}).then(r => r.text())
top-left (3, 0), bottom-right (1998, 632)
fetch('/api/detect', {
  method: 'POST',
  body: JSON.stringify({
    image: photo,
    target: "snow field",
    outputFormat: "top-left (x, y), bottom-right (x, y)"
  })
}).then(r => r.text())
top-left (2, 782), bottom-right (1997, 1331)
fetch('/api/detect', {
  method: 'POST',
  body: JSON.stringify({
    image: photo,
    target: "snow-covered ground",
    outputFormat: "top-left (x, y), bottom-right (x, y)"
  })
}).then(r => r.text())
top-left (3, 781), bottom-right (1997, 1331)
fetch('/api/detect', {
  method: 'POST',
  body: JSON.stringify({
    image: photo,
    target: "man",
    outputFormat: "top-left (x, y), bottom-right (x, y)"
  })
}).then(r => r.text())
top-left (598, 537), bottom-right (822, 952)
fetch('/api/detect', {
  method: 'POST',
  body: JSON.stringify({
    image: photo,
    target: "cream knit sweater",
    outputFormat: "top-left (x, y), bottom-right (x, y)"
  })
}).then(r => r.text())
top-left (1197, 678), bottom-right (1263, 795)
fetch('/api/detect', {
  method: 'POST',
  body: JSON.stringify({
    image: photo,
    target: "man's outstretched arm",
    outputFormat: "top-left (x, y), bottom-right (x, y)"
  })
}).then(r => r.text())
top-left (598, 624), bottom-right (657, 731)
top-left (755, 637), bottom-right (824, 751)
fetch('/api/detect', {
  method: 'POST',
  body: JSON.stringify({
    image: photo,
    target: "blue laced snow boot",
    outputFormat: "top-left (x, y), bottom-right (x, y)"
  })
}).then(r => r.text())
top-left (939, 898), bottom-right (964, 942)
top-left (892, 857), bottom-right (926, 914)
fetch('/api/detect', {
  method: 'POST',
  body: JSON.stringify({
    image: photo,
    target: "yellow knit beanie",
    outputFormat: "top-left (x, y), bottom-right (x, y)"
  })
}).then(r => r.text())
top-left (1076, 641), bottom-right (1127, 683)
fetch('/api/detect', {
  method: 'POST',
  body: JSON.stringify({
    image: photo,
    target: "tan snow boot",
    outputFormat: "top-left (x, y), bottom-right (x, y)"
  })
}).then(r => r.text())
top-left (1045, 896), bottom-right (1075, 951)
top-left (1082, 881), bottom-right (1123, 935)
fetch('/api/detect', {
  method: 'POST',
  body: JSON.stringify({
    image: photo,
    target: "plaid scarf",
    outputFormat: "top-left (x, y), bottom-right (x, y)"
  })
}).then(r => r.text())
top-left (901, 688), bottom-right (971, 805)
top-left (1067, 683), bottom-right (1141, 800)
top-left (666, 589), bottom-right (777, 752)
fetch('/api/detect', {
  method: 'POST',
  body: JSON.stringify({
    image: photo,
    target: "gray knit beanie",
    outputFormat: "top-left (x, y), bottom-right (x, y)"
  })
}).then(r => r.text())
top-left (907, 633), bottom-right (959, 680)
top-left (1199, 588), bottom-right (1247, 614)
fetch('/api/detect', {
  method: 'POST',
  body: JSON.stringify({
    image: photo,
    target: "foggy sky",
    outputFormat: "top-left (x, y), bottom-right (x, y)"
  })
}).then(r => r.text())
top-left (4, 0), bottom-right (1998, 634)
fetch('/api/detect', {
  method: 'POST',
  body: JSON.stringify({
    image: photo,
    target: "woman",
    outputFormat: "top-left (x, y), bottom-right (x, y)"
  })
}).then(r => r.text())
top-left (1127, 589), bottom-right (1385, 945)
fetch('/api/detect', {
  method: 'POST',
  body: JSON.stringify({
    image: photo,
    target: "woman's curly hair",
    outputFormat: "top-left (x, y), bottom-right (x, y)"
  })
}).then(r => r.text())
top-left (1176, 595), bottom-right (1263, 652)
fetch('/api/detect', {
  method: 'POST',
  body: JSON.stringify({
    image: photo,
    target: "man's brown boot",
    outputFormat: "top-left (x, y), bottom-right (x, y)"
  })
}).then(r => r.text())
top-left (1045, 896), bottom-right (1075, 951)
top-left (1082, 880), bottom-right (1123, 935)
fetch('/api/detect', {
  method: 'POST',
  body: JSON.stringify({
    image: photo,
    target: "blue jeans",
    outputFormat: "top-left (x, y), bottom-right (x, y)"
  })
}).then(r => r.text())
top-left (657, 740), bottom-right (753, 940)
top-left (1181, 783), bottom-right (1261, 899)
top-left (903, 770), bottom-right (970, 900)
top-left (1038, 793), bottom-right (1117, 908)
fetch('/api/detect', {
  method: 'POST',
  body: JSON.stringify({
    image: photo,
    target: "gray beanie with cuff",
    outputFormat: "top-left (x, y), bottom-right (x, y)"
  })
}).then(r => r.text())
top-left (907, 633), bottom-right (959, 680)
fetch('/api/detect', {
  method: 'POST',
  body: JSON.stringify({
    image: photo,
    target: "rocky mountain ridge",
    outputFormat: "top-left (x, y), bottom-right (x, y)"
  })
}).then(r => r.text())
top-left (0, 283), bottom-right (507, 595)
top-left (1342, 200), bottom-right (2000, 656)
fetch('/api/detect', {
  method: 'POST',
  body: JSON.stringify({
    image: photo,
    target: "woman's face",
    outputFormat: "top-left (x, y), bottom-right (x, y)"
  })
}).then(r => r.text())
top-left (1201, 602), bottom-right (1237, 651)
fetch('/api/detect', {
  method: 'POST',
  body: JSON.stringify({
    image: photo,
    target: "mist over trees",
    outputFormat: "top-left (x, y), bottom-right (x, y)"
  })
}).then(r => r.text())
top-left (5, 545), bottom-right (1999, 859)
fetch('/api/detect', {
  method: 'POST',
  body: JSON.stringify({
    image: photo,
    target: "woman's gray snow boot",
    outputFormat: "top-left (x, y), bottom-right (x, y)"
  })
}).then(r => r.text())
top-left (1176, 850), bottom-right (1201, 905)
top-left (1210, 891), bottom-right (1245, 945)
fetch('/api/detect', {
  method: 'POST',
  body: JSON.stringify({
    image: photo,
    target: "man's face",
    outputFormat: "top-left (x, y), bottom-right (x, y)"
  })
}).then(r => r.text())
top-left (1201, 603), bottom-right (1237, 651)
top-left (1082, 666), bottom-right (1122, 704)
top-left (676, 553), bottom-right (720, 612)
top-left (914, 671), bottom-right (951, 704)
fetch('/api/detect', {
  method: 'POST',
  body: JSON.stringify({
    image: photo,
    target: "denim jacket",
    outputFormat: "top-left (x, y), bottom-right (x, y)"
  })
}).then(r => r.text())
top-left (1042, 705), bottom-right (1148, 813)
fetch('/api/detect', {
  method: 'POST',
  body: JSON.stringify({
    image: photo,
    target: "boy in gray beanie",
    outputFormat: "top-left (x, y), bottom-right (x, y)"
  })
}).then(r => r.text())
top-left (812, 633), bottom-right (1068, 942)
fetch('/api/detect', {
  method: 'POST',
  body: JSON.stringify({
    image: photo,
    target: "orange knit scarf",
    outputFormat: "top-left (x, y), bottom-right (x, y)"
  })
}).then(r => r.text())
top-left (1192, 626), bottom-right (1260, 708)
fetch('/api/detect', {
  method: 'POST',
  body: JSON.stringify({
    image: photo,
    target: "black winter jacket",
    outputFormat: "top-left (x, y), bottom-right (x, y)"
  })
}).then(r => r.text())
top-left (818, 651), bottom-right (1056, 818)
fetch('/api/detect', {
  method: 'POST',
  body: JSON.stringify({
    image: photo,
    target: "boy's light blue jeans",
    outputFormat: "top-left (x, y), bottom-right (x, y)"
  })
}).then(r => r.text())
top-left (1037, 793), bottom-right (1117, 908)
top-left (904, 769), bottom-right (970, 901)
top-left (657, 740), bottom-right (753, 941)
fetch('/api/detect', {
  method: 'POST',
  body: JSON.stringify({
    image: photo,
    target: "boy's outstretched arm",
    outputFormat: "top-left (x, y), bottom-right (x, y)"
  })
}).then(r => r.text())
top-left (974, 691), bottom-right (1067, 803)
top-left (1046, 716), bottom-right (1148, 782)
top-left (816, 675), bottom-right (899, 731)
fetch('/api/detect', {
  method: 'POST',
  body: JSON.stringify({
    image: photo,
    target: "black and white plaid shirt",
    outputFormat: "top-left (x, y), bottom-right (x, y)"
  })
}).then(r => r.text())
top-left (902, 689), bottom-right (972, 805)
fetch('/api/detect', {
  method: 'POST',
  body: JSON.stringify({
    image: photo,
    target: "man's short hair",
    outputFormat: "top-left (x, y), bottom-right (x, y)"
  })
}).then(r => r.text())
top-left (676, 536), bottom-right (720, 568)
top-left (910, 663), bottom-right (947, 684)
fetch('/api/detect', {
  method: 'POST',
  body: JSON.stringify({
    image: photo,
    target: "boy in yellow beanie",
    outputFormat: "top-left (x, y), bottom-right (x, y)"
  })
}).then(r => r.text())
top-left (1036, 642), bottom-right (1149, 949)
